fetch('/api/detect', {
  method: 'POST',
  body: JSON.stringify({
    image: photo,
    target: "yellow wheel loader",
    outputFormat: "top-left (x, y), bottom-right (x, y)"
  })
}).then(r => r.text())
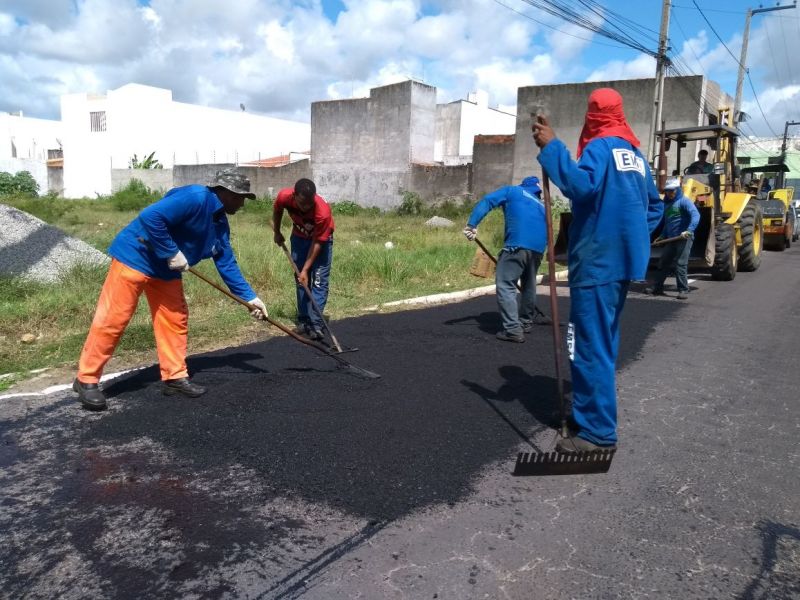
top-left (740, 163), bottom-right (796, 251)
top-left (553, 116), bottom-right (763, 281)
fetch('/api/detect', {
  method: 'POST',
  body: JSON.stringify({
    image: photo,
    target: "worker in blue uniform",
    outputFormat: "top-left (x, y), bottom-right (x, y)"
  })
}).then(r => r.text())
top-left (647, 177), bottom-right (700, 299)
top-left (532, 88), bottom-right (663, 453)
top-left (463, 177), bottom-right (550, 342)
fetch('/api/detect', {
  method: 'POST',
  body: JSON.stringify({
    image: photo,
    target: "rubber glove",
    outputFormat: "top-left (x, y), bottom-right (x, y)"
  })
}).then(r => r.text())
top-left (463, 226), bottom-right (477, 241)
top-left (248, 297), bottom-right (268, 321)
top-left (167, 251), bottom-right (189, 271)
top-left (681, 231), bottom-right (692, 239)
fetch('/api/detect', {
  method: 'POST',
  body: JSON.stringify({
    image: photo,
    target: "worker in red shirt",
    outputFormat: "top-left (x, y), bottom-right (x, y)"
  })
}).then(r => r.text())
top-left (273, 179), bottom-right (335, 340)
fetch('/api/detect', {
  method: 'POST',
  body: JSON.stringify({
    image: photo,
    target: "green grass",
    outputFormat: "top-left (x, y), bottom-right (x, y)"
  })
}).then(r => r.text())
top-left (1, 192), bottom-right (563, 381)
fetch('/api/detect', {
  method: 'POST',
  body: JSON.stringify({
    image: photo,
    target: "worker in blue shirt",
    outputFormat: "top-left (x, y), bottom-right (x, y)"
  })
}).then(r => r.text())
top-left (646, 177), bottom-right (700, 300)
top-left (532, 88), bottom-right (663, 453)
top-left (463, 177), bottom-right (550, 342)
top-left (73, 169), bottom-right (268, 411)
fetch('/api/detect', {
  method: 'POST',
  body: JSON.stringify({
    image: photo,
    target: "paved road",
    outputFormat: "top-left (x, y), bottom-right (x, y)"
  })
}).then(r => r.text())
top-left (2, 247), bottom-right (799, 599)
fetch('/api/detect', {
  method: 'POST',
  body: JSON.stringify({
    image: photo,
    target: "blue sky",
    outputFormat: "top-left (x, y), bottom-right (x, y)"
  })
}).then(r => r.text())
top-left (2, 0), bottom-right (799, 138)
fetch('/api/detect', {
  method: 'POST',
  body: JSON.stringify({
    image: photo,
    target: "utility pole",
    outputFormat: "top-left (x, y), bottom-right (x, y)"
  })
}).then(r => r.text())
top-left (734, 2), bottom-right (796, 125)
top-left (649, 0), bottom-right (671, 165)
top-left (778, 120), bottom-right (800, 186)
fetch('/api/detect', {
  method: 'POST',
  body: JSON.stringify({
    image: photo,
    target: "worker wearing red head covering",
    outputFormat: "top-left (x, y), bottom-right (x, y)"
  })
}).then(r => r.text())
top-left (532, 88), bottom-right (663, 454)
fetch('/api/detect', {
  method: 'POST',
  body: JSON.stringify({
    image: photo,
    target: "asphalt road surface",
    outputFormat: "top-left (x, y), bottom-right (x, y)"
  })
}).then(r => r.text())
top-left (2, 247), bottom-right (799, 599)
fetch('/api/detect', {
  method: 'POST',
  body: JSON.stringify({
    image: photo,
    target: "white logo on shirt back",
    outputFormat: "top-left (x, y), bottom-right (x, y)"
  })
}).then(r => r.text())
top-left (612, 148), bottom-right (645, 176)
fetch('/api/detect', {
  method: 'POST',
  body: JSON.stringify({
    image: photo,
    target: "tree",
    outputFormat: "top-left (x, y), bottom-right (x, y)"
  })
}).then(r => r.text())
top-left (129, 151), bottom-right (164, 169)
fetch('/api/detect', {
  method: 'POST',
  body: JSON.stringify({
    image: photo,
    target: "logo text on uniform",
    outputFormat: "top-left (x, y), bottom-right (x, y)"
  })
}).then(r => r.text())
top-left (612, 148), bottom-right (645, 176)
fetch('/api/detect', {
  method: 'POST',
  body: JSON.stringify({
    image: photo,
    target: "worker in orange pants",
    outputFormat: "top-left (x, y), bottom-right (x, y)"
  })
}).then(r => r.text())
top-left (74, 169), bottom-right (267, 411)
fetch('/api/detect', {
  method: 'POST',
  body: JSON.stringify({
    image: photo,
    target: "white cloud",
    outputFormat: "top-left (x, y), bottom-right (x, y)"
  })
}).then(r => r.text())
top-left (586, 54), bottom-right (655, 82)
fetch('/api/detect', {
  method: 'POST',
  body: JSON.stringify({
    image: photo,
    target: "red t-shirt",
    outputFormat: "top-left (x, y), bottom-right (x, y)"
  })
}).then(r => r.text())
top-left (274, 188), bottom-right (335, 242)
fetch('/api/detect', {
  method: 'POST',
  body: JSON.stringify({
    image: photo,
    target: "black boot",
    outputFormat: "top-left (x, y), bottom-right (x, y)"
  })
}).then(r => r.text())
top-left (73, 379), bottom-right (108, 411)
top-left (162, 377), bottom-right (207, 397)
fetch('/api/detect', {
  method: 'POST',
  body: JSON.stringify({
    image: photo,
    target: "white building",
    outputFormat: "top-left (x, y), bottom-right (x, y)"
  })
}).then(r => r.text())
top-left (0, 112), bottom-right (63, 194)
top-left (434, 90), bottom-right (516, 165)
top-left (61, 83), bottom-right (310, 198)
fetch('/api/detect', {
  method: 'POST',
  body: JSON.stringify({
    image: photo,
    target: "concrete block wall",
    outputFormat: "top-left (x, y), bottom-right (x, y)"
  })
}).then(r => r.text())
top-left (512, 76), bottom-right (714, 185)
top-left (409, 163), bottom-right (471, 203)
top-left (471, 135), bottom-right (515, 200)
top-left (311, 80), bottom-right (438, 208)
top-left (111, 168), bottom-right (174, 193)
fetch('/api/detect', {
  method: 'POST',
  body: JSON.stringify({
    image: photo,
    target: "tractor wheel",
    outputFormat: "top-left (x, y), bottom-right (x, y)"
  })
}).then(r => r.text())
top-left (712, 222), bottom-right (737, 280)
top-left (737, 200), bottom-right (763, 271)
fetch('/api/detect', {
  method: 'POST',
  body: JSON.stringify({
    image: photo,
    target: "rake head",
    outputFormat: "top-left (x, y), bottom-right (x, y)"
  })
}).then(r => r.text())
top-left (513, 449), bottom-right (616, 476)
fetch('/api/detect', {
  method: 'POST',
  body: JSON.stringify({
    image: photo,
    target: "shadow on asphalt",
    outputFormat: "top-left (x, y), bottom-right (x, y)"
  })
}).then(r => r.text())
top-left (738, 521), bottom-right (800, 600)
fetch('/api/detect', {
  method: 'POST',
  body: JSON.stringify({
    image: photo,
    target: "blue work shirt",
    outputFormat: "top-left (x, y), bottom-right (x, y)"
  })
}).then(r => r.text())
top-left (108, 185), bottom-right (257, 301)
top-left (661, 189), bottom-right (700, 238)
top-left (538, 137), bottom-right (663, 288)
top-left (467, 184), bottom-right (547, 253)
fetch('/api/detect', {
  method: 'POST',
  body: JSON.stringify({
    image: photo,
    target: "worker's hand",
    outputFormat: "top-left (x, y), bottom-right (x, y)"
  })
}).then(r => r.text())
top-left (167, 251), bottom-right (189, 271)
top-left (681, 231), bottom-right (692, 239)
top-left (298, 269), bottom-right (310, 288)
top-left (463, 226), bottom-right (477, 241)
top-left (532, 115), bottom-right (555, 149)
top-left (248, 297), bottom-right (268, 321)
top-left (273, 230), bottom-right (285, 246)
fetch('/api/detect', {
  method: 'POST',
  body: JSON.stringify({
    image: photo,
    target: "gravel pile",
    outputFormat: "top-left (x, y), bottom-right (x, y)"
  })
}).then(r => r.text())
top-left (0, 204), bottom-right (109, 282)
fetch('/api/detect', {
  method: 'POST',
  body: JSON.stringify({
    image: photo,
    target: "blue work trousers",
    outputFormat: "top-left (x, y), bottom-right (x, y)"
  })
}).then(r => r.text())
top-left (495, 248), bottom-right (543, 335)
top-left (568, 280), bottom-right (629, 446)
top-left (290, 235), bottom-right (333, 331)
top-left (653, 237), bottom-right (692, 293)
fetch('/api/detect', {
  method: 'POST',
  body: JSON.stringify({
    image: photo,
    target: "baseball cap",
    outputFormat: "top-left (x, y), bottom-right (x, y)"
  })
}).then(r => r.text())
top-left (520, 176), bottom-right (542, 194)
top-left (210, 168), bottom-right (256, 198)
top-left (663, 177), bottom-right (681, 191)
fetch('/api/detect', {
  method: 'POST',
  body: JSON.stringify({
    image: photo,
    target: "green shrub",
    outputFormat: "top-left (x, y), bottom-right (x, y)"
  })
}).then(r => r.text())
top-left (110, 179), bottom-right (161, 212)
top-left (0, 170), bottom-right (39, 197)
top-left (397, 191), bottom-right (423, 215)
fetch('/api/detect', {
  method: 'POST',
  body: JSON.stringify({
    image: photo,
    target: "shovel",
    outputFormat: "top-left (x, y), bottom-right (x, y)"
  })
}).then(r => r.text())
top-left (512, 164), bottom-right (615, 476)
top-left (651, 234), bottom-right (686, 247)
top-left (188, 267), bottom-right (380, 380)
top-left (278, 241), bottom-right (356, 354)
top-left (471, 237), bottom-right (550, 322)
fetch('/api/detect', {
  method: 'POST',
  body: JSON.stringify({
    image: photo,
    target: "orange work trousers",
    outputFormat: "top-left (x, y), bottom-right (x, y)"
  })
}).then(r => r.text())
top-left (77, 259), bottom-right (189, 384)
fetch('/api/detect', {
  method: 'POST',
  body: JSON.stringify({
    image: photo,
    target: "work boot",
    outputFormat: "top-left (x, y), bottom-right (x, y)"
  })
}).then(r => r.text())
top-left (308, 327), bottom-right (324, 342)
top-left (556, 435), bottom-right (616, 453)
top-left (676, 291), bottom-right (689, 300)
top-left (293, 323), bottom-right (311, 336)
top-left (496, 330), bottom-right (525, 343)
top-left (73, 379), bottom-right (108, 411)
top-left (162, 377), bottom-right (207, 398)
top-left (521, 320), bottom-right (533, 333)
top-left (643, 287), bottom-right (665, 296)
top-left (533, 312), bottom-right (553, 326)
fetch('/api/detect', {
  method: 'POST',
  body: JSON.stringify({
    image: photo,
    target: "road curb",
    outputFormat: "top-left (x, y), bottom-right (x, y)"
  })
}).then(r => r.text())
top-left (365, 269), bottom-right (569, 310)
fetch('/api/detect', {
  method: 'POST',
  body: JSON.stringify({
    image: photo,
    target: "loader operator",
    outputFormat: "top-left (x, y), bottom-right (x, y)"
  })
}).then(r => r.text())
top-left (463, 177), bottom-right (550, 343)
top-left (646, 177), bottom-right (700, 300)
top-left (73, 169), bottom-right (268, 411)
top-left (532, 88), bottom-right (663, 454)
top-left (686, 149), bottom-right (713, 175)
top-left (273, 178), bottom-right (335, 341)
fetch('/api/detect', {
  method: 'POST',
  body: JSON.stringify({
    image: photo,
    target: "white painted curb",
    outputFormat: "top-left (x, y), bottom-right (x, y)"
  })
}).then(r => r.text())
top-left (0, 367), bottom-right (145, 401)
top-left (365, 269), bottom-right (569, 310)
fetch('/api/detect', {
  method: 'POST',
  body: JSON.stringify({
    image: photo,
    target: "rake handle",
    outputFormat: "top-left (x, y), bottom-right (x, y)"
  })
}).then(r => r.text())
top-left (187, 267), bottom-right (351, 367)
top-left (278, 241), bottom-right (344, 352)
top-left (651, 234), bottom-right (685, 246)
top-left (540, 171), bottom-right (568, 438)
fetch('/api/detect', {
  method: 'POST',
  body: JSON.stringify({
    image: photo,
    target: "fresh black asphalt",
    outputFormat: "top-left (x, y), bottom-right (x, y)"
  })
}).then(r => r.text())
top-left (1, 252), bottom-right (798, 599)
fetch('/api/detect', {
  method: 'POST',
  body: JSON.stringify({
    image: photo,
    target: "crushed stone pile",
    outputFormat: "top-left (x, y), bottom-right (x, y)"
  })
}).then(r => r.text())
top-left (0, 204), bottom-right (109, 283)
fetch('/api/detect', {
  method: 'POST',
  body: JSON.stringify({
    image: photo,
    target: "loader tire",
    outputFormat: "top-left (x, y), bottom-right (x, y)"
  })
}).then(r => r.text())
top-left (711, 222), bottom-right (737, 281)
top-left (737, 200), bottom-right (762, 272)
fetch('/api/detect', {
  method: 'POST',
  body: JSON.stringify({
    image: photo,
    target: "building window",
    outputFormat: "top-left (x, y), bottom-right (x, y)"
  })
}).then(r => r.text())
top-left (89, 111), bottom-right (107, 132)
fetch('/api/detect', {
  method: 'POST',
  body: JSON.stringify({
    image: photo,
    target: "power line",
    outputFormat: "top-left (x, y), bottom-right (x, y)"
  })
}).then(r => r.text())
top-left (490, 0), bottom-right (630, 49)
top-left (691, 0), bottom-right (744, 69)
top-left (747, 72), bottom-right (780, 137)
